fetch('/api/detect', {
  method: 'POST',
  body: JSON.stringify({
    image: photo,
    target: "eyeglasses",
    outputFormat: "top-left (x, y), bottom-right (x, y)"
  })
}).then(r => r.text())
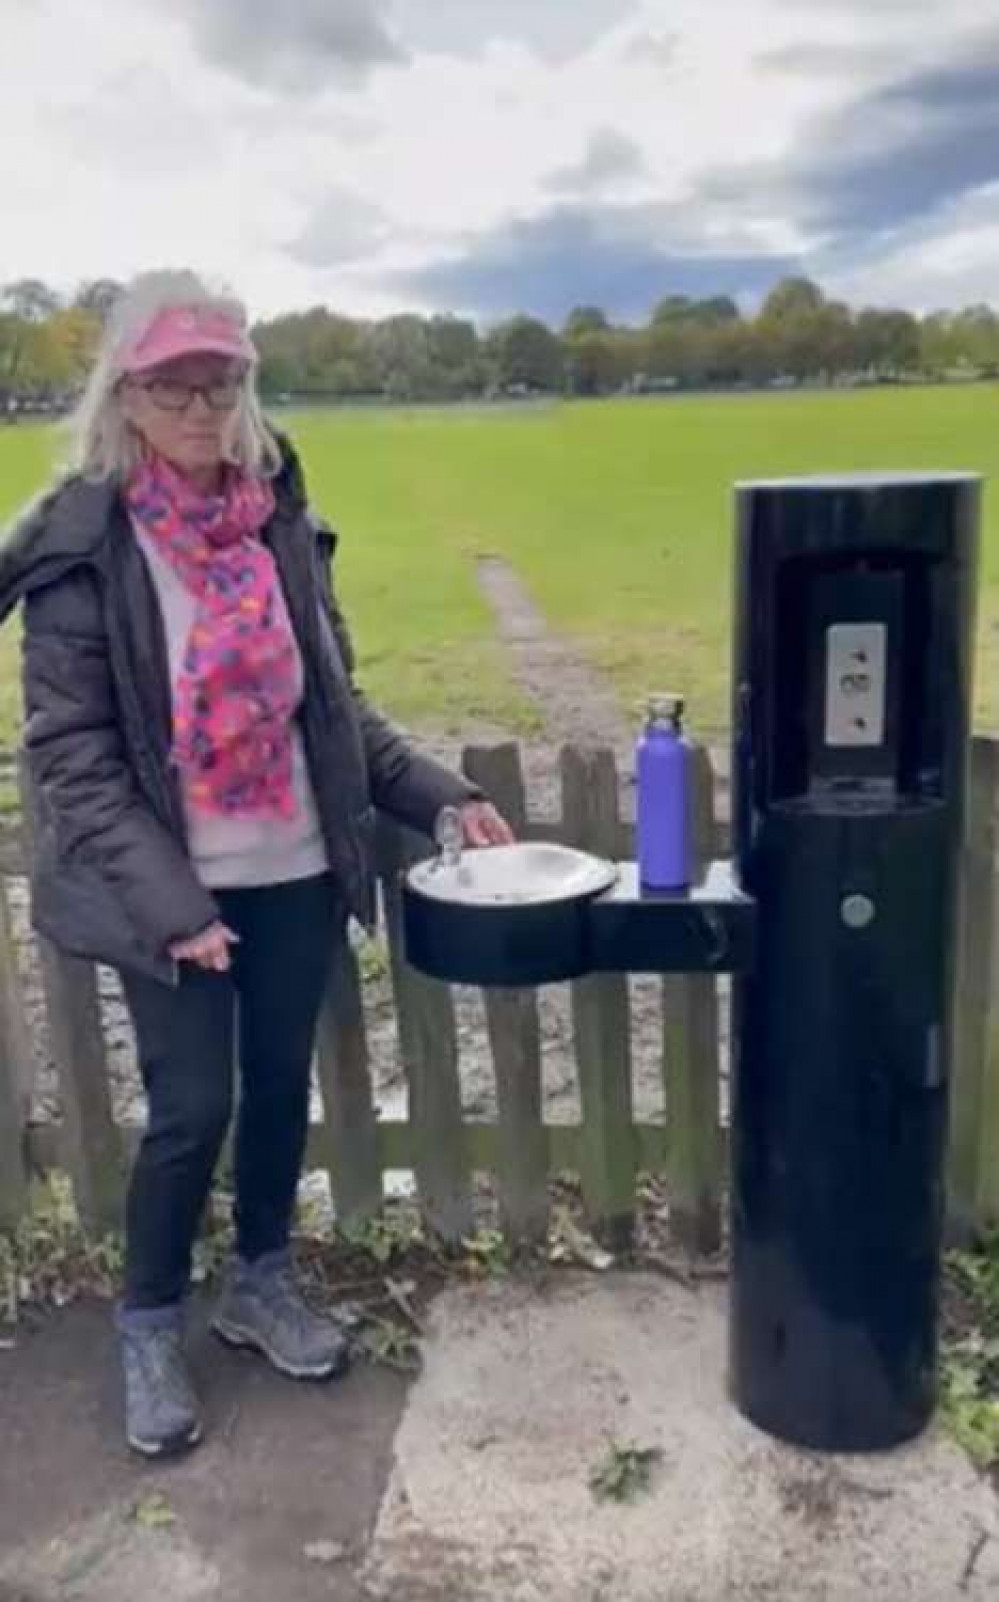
top-left (133, 378), bottom-right (243, 413)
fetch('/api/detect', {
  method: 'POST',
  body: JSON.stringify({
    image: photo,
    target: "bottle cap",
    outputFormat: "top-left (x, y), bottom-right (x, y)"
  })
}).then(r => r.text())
top-left (646, 693), bottom-right (685, 725)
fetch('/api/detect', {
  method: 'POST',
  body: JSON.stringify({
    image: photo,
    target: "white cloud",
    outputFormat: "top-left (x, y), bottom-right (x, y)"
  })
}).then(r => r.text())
top-left (0, 0), bottom-right (998, 321)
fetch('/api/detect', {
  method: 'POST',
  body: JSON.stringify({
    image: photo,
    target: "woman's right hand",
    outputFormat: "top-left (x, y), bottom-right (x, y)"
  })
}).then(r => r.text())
top-left (169, 921), bottom-right (239, 972)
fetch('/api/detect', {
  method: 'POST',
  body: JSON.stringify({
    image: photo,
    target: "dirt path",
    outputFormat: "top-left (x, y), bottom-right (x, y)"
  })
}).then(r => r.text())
top-left (473, 553), bottom-right (730, 811)
top-left (476, 556), bottom-right (631, 751)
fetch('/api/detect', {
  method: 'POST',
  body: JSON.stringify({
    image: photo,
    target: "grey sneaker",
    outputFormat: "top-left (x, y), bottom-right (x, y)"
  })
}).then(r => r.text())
top-left (118, 1309), bottom-right (202, 1458)
top-left (212, 1252), bottom-right (350, 1381)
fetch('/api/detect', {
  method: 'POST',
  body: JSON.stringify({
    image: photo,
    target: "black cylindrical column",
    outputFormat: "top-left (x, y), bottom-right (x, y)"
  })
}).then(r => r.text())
top-left (730, 473), bottom-right (980, 1451)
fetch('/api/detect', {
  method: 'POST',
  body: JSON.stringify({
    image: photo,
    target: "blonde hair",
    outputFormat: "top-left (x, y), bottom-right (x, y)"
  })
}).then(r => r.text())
top-left (65, 269), bottom-right (282, 481)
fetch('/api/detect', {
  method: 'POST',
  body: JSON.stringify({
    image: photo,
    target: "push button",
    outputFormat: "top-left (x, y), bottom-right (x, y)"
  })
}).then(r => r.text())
top-left (841, 893), bottom-right (875, 929)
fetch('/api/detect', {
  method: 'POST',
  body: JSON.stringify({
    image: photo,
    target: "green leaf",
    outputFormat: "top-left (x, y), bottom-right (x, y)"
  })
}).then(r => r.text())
top-left (588, 1440), bottom-right (662, 1504)
top-left (132, 1493), bottom-right (177, 1530)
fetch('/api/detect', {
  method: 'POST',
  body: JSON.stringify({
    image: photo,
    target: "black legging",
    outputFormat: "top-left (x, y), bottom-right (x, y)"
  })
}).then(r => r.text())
top-left (121, 874), bottom-right (340, 1309)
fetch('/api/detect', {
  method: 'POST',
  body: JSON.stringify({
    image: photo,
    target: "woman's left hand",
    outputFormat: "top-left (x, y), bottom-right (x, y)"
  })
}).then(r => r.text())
top-left (460, 800), bottom-right (515, 847)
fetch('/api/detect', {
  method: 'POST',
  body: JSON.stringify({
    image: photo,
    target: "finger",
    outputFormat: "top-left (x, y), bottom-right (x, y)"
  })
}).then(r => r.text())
top-left (171, 922), bottom-right (234, 961)
top-left (473, 807), bottom-right (512, 845)
top-left (209, 933), bottom-right (233, 968)
top-left (463, 813), bottom-right (490, 847)
top-left (200, 943), bottom-right (230, 972)
top-left (170, 941), bottom-right (201, 961)
top-left (184, 930), bottom-right (231, 967)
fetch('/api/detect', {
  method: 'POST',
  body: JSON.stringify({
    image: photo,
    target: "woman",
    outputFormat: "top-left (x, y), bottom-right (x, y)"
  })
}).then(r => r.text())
top-left (0, 270), bottom-right (511, 1457)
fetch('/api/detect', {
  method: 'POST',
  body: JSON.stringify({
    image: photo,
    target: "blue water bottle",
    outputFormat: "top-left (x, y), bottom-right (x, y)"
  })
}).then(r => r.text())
top-left (637, 694), bottom-right (690, 891)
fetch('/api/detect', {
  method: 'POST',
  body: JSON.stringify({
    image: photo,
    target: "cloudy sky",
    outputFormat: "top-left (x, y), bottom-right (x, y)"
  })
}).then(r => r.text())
top-left (3, 0), bottom-right (999, 324)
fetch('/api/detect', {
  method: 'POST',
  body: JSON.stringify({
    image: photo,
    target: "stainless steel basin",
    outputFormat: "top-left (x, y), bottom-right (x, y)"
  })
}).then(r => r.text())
top-left (408, 841), bottom-right (617, 907)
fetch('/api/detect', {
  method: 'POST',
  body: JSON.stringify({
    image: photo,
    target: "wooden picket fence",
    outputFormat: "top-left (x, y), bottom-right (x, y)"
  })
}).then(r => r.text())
top-left (3, 737), bottom-right (999, 1252)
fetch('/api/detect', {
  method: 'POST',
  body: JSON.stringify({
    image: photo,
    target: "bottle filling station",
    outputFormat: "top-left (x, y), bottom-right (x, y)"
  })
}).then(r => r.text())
top-left (402, 473), bottom-right (981, 1452)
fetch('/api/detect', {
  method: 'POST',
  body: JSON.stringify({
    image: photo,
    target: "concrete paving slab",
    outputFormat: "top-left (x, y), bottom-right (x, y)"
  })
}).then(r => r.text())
top-left (363, 1272), bottom-right (999, 1602)
top-left (3, 1275), bottom-right (997, 1602)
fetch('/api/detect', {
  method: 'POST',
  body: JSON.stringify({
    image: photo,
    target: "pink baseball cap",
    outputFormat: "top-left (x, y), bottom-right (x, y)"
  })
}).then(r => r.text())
top-left (118, 304), bottom-right (257, 375)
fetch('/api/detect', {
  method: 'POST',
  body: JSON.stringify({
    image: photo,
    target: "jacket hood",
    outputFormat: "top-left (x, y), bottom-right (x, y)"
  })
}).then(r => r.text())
top-left (0, 427), bottom-right (308, 625)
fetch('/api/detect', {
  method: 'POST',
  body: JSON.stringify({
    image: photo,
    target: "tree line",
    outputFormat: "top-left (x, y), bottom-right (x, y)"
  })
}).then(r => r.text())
top-left (3, 274), bottom-right (999, 411)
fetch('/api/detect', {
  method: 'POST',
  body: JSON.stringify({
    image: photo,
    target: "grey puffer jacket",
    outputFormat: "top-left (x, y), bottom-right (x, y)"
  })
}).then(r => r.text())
top-left (0, 437), bottom-right (478, 983)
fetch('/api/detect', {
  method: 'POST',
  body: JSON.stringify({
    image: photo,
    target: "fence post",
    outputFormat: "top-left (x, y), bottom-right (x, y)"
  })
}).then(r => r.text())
top-left (561, 745), bottom-right (635, 1250)
top-left (37, 945), bottom-right (123, 1234)
top-left (0, 972), bottom-right (26, 1229)
top-left (949, 738), bottom-right (999, 1235)
top-left (464, 744), bottom-right (548, 1245)
top-left (663, 746), bottom-right (723, 1254)
top-left (19, 762), bottom-right (122, 1234)
top-left (315, 932), bottom-right (382, 1229)
top-left (0, 1050), bottom-right (26, 1230)
top-left (379, 820), bottom-right (473, 1243)
top-left (0, 879), bottom-right (33, 1230)
top-left (0, 884), bottom-right (35, 1124)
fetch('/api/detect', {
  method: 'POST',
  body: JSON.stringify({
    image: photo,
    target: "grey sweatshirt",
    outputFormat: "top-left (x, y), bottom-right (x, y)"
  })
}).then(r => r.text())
top-left (135, 527), bottom-right (328, 890)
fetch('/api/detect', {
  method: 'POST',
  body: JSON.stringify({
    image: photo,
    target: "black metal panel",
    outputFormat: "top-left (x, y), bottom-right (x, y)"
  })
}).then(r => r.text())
top-left (730, 473), bottom-right (980, 1451)
top-left (731, 799), bottom-right (948, 1448)
top-left (402, 884), bottom-right (592, 987)
top-left (586, 861), bottom-right (755, 975)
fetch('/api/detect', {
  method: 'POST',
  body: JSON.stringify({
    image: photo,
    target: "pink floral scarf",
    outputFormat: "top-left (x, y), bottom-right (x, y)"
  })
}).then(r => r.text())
top-left (125, 454), bottom-right (299, 820)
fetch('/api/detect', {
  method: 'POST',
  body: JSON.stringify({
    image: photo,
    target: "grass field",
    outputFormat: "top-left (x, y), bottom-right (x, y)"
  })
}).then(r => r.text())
top-left (1, 385), bottom-right (997, 743)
